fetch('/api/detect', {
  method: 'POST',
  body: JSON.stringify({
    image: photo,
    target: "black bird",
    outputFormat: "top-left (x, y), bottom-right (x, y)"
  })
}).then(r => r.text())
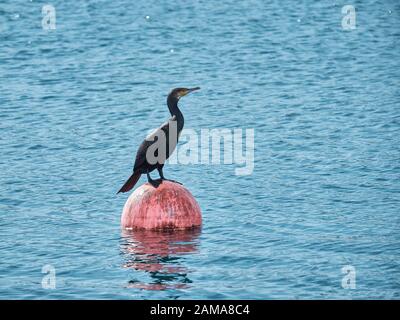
top-left (117, 87), bottom-right (200, 193)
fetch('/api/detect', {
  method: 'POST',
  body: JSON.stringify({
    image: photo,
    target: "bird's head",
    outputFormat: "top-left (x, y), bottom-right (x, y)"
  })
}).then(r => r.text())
top-left (168, 87), bottom-right (200, 101)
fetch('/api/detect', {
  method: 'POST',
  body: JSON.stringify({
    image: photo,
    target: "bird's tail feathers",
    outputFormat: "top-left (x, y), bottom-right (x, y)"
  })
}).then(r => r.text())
top-left (117, 172), bottom-right (141, 194)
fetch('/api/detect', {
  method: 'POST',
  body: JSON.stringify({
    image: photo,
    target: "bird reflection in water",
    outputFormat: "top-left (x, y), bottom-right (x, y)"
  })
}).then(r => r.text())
top-left (121, 228), bottom-right (201, 291)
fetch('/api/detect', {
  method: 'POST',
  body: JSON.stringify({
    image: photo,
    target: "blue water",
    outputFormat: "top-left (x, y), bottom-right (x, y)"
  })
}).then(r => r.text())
top-left (1, 0), bottom-right (399, 299)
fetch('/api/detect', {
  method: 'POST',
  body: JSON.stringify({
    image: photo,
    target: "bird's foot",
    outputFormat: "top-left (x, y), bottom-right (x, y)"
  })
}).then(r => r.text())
top-left (162, 178), bottom-right (183, 185)
top-left (149, 178), bottom-right (162, 188)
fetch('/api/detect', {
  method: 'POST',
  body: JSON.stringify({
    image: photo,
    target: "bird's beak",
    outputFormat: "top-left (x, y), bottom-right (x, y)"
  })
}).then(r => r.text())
top-left (186, 87), bottom-right (200, 94)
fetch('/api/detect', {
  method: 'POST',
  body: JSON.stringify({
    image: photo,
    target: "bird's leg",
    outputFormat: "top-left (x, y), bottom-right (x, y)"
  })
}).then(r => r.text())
top-left (158, 166), bottom-right (166, 180)
top-left (157, 167), bottom-right (182, 185)
top-left (147, 170), bottom-right (161, 188)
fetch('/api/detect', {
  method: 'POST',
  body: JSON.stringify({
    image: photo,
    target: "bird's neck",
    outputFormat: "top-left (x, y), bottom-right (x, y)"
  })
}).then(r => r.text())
top-left (167, 96), bottom-right (184, 131)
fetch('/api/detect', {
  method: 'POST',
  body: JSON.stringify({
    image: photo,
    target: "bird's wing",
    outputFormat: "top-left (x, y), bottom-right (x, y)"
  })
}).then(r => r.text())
top-left (133, 139), bottom-right (153, 171)
top-left (133, 116), bottom-right (177, 171)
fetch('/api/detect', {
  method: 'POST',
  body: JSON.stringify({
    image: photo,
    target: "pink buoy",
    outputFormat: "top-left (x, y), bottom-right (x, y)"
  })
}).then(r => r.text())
top-left (121, 181), bottom-right (202, 230)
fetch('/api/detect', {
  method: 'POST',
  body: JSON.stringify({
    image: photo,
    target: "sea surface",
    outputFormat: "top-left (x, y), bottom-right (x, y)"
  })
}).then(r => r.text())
top-left (0, 0), bottom-right (399, 299)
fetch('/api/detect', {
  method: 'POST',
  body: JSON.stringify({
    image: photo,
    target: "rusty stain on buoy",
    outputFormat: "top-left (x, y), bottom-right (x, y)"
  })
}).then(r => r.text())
top-left (121, 181), bottom-right (202, 230)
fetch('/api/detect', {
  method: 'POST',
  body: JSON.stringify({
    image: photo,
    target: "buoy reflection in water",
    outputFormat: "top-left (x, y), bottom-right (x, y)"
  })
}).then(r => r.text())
top-left (120, 228), bottom-right (201, 291)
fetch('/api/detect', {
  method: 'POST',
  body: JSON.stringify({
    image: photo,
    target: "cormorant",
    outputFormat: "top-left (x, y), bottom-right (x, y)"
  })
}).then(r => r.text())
top-left (117, 87), bottom-right (200, 193)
